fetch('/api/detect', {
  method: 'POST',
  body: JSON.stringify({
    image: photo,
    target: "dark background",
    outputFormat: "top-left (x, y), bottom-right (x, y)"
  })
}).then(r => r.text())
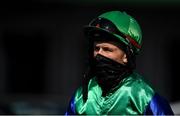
top-left (0, 0), bottom-right (180, 114)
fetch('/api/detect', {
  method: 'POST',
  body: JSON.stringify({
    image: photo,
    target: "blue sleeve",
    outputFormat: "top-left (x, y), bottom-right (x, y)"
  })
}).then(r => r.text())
top-left (144, 93), bottom-right (174, 115)
top-left (65, 96), bottom-right (76, 115)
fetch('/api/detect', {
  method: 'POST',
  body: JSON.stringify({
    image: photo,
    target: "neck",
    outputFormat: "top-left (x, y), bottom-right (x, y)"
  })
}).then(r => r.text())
top-left (96, 70), bottom-right (132, 96)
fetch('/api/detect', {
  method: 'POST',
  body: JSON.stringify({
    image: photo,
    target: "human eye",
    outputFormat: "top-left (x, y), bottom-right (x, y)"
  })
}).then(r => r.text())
top-left (103, 47), bottom-right (113, 52)
top-left (94, 46), bottom-right (100, 51)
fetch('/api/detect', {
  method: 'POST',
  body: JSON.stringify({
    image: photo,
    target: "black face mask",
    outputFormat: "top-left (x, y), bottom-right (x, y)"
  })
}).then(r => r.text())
top-left (93, 54), bottom-right (132, 95)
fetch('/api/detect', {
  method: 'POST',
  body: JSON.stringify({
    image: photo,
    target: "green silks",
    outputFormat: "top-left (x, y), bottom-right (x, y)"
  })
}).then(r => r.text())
top-left (74, 72), bottom-right (155, 115)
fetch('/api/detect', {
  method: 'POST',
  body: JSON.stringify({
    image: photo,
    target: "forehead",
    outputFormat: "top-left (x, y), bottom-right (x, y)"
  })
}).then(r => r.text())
top-left (94, 42), bottom-right (119, 48)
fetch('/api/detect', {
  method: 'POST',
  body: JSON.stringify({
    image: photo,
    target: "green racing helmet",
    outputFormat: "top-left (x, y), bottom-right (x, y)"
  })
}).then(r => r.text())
top-left (84, 11), bottom-right (142, 54)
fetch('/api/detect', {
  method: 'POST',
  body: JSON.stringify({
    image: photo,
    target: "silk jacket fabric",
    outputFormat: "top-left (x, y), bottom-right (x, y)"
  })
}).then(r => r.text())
top-left (65, 72), bottom-right (174, 115)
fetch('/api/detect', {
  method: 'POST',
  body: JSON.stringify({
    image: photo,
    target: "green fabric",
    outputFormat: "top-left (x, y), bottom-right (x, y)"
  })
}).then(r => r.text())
top-left (74, 72), bottom-right (155, 115)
